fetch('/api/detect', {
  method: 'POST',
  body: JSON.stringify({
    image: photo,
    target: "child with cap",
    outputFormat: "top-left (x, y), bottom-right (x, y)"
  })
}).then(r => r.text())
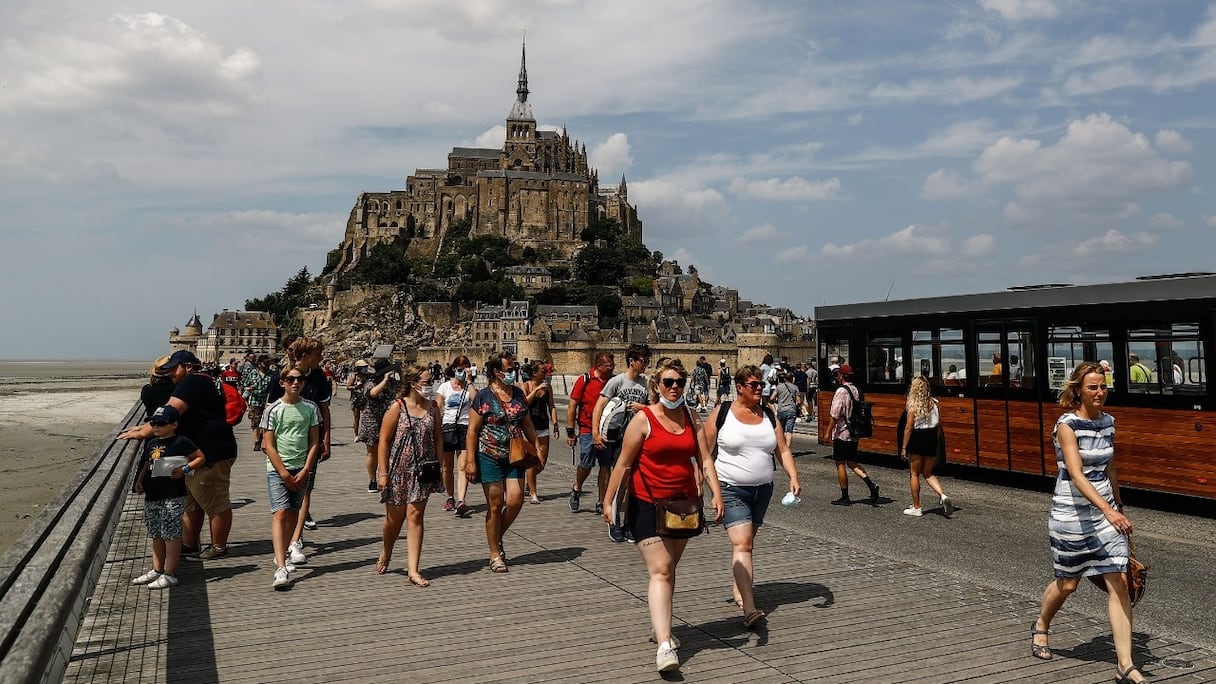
top-left (131, 405), bottom-right (206, 589)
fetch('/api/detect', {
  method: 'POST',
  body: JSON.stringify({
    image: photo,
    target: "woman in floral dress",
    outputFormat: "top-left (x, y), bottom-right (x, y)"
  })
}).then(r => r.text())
top-left (375, 363), bottom-right (442, 586)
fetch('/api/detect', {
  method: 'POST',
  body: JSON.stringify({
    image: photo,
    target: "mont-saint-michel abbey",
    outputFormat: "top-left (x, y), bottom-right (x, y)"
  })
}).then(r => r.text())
top-left (305, 43), bottom-right (814, 370)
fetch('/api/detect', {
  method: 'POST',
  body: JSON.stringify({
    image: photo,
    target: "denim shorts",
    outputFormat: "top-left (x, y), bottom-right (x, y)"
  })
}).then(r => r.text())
top-left (777, 411), bottom-right (796, 434)
top-left (719, 482), bottom-right (774, 529)
top-left (267, 469), bottom-right (307, 513)
top-left (144, 497), bottom-right (185, 539)
top-left (477, 452), bottom-right (526, 484)
top-left (578, 433), bottom-right (618, 470)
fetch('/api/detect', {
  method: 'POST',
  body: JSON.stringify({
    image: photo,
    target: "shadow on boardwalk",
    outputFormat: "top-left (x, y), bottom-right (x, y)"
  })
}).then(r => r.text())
top-left (65, 432), bottom-right (1213, 684)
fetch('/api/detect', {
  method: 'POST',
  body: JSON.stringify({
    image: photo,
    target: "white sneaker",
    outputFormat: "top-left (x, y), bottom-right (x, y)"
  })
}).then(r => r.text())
top-left (284, 563), bottom-right (296, 573)
top-left (941, 496), bottom-right (955, 517)
top-left (272, 566), bottom-right (291, 591)
top-left (131, 570), bottom-right (161, 585)
top-left (288, 540), bottom-right (306, 565)
top-left (903, 506), bottom-right (923, 517)
top-left (656, 641), bottom-right (680, 672)
top-left (148, 574), bottom-right (179, 589)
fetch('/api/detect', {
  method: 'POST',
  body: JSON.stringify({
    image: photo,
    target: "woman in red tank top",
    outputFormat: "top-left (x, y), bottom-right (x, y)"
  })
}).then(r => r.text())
top-left (603, 358), bottom-right (724, 673)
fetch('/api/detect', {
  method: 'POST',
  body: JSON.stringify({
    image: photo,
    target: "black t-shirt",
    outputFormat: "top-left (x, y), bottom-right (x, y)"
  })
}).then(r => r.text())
top-left (171, 373), bottom-right (238, 463)
top-left (139, 435), bottom-right (198, 500)
top-left (793, 369), bottom-right (808, 392)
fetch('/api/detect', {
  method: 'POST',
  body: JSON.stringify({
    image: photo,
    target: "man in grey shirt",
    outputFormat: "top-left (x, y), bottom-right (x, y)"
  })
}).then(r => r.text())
top-left (591, 343), bottom-right (651, 543)
top-left (769, 371), bottom-right (801, 449)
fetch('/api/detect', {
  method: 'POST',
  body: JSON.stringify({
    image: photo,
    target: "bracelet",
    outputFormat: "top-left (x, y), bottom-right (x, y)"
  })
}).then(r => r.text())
top-left (182, 465), bottom-right (193, 477)
top-left (566, 427), bottom-right (576, 437)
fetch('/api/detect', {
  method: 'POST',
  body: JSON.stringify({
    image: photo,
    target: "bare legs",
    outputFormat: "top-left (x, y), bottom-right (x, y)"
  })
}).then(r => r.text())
top-left (405, 500), bottom-right (429, 584)
top-left (381, 503), bottom-right (405, 572)
top-left (149, 537), bottom-right (182, 576)
top-left (639, 535), bottom-right (689, 646)
top-left (364, 445), bottom-right (376, 485)
top-left (526, 437), bottom-right (550, 502)
top-left (834, 460), bottom-right (869, 489)
top-left (1104, 572), bottom-right (1140, 680)
top-left (183, 507), bottom-right (232, 550)
top-left (441, 448), bottom-right (455, 502)
top-left (454, 450), bottom-right (470, 504)
top-left (271, 508), bottom-right (298, 569)
top-left (482, 478), bottom-right (524, 561)
top-left (907, 454), bottom-right (946, 509)
top-left (727, 523), bottom-right (760, 616)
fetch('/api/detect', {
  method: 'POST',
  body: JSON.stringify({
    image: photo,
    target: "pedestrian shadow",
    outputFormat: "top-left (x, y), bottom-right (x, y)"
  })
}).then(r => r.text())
top-left (508, 545), bottom-right (586, 566)
top-left (319, 511), bottom-right (381, 527)
top-left (1053, 631), bottom-right (1158, 670)
top-left (675, 580), bottom-right (835, 659)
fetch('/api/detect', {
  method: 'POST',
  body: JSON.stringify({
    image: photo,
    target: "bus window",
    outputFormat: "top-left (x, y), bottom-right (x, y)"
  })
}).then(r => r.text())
top-left (866, 331), bottom-right (902, 384)
top-left (1128, 323), bottom-right (1205, 395)
top-left (820, 338), bottom-right (849, 391)
top-left (977, 331), bottom-right (1003, 387)
top-left (1048, 324), bottom-right (1111, 388)
top-left (1006, 327), bottom-right (1036, 389)
top-left (912, 328), bottom-right (964, 386)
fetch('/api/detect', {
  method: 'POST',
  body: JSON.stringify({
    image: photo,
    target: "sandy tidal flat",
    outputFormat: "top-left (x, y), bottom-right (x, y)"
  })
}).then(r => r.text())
top-left (0, 380), bottom-right (144, 555)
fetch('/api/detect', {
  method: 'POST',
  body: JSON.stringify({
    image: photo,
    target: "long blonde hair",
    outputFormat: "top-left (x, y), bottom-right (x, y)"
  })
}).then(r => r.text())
top-left (1058, 361), bottom-right (1103, 407)
top-left (905, 376), bottom-right (933, 417)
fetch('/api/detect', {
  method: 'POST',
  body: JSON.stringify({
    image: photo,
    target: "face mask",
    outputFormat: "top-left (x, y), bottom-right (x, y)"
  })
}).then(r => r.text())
top-left (502, 371), bottom-right (517, 385)
top-left (416, 383), bottom-right (435, 399)
top-left (659, 395), bottom-right (685, 410)
top-left (455, 369), bottom-right (467, 380)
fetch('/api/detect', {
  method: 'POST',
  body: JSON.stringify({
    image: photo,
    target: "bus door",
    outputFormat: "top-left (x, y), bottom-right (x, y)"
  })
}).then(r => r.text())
top-left (973, 322), bottom-right (1042, 473)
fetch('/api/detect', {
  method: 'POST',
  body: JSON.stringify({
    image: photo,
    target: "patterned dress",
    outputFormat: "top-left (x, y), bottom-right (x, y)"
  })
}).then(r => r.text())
top-left (381, 400), bottom-right (441, 506)
top-left (357, 378), bottom-right (399, 445)
top-left (1048, 411), bottom-right (1128, 578)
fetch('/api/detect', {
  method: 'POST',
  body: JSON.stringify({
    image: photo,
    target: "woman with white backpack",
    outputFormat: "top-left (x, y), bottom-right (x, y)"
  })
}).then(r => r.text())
top-left (899, 376), bottom-right (954, 517)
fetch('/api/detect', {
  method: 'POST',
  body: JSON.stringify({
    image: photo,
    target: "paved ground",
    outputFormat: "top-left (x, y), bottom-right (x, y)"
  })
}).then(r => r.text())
top-left (63, 385), bottom-right (1216, 682)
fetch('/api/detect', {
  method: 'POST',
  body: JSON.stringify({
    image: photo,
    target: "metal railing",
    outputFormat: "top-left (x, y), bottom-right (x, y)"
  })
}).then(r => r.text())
top-left (0, 401), bottom-right (144, 684)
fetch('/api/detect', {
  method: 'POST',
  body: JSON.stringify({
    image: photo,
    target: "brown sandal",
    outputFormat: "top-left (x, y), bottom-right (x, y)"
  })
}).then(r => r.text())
top-left (1030, 626), bottom-right (1052, 660)
top-left (408, 574), bottom-right (431, 587)
top-left (489, 557), bottom-right (509, 573)
top-left (744, 610), bottom-right (766, 628)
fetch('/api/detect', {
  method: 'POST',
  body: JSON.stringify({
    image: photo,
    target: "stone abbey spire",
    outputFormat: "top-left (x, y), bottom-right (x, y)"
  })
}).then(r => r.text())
top-left (504, 37), bottom-right (536, 170)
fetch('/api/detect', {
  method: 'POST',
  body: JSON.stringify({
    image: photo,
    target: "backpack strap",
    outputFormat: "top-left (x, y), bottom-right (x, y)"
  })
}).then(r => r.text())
top-left (714, 399), bottom-right (776, 430)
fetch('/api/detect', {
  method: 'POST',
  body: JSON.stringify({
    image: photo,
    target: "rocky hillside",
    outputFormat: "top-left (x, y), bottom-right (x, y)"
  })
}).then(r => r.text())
top-left (317, 288), bottom-right (472, 360)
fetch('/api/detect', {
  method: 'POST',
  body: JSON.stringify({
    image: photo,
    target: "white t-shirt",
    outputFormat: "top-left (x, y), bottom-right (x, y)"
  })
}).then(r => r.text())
top-left (714, 407), bottom-right (777, 487)
top-left (436, 380), bottom-right (471, 426)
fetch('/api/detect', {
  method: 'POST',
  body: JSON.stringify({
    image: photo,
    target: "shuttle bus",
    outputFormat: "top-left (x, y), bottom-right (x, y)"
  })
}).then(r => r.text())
top-left (814, 274), bottom-right (1214, 500)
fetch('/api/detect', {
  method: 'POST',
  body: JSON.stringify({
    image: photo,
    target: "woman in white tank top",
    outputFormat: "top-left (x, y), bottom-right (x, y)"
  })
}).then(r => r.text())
top-left (701, 365), bottom-right (800, 630)
top-left (899, 376), bottom-right (954, 517)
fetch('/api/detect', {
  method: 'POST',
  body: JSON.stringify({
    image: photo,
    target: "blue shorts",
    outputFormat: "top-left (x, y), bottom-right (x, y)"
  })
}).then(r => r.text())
top-left (578, 433), bottom-right (619, 470)
top-left (143, 497), bottom-right (185, 539)
top-left (477, 452), bottom-right (527, 484)
top-left (777, 411), bottom-right (796, 434)
top-left (719, 482), bottom-right (774, 529)
top-left (268, 469), bottom-right (307, 513)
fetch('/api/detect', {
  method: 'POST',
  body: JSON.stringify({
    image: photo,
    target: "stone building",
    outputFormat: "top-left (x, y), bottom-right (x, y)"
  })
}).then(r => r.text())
top-left (335, 42), bottom-right (642, 274)
top-left (502, 265), bottom-right (552, 293)
top-left (534, 304), bottom-right (598, 338)
top-left (169, 310), bottom-right (279, 363)
top-left (471, 299), bottom-right (530, 354)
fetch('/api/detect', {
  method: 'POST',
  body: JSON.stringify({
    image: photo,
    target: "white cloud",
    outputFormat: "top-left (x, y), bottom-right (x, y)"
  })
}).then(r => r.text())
top-left (589, 133), bottom-right (633, 179)
top-left (728, 176), bottom-right (842, 201)
top-left (974, 113), bottom-right (1192, 226)
top-left (1204, 216), bottom-right (1216, 229)
top-left (980, 0), bottom-right (1058, 22)
top-left (775, 245), bottom-right (809, 263)
top-left (869, 75), bottom-right (1022, 104)
top-left (822, 224), bottom-right (994, 259)
top-left (632, 180), bottom-right (727, 212)
top-left (736, 223), bottom-right (785, 243)
top-left (847, 112), bottom-right (864, 126)
top-left (1155, 129), bottom-right (1192, 154)
top-left (1071, 229), bottom-right (1158, 256)
top-left (474, 126), bottom-right (506, 148)
top-left (922, 169), bottom-right (976, 200)
top-left (1147, 213), bottom-right (1184, 230)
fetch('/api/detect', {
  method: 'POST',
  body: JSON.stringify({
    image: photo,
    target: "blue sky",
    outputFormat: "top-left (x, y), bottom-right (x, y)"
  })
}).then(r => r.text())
top-left (3, 0), bottom-right (1215, 360)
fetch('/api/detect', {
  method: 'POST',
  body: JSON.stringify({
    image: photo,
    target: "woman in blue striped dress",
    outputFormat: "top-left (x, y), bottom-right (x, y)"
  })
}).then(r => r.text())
top-left (1032, 362), bottom-right (1144, 684)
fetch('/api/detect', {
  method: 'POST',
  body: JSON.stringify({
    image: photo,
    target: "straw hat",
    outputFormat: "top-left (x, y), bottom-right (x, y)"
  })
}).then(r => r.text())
top-left (150, 355), bottom-right (172, 378)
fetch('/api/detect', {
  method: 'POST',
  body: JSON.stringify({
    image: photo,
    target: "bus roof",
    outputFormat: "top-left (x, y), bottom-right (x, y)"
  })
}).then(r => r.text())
top-left (815, 274), bottom-right (1216, 322)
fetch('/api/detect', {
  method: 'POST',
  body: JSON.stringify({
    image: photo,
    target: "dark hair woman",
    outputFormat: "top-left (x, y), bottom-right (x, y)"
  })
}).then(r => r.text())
top-left (436, 355), bottom-right (474, 515)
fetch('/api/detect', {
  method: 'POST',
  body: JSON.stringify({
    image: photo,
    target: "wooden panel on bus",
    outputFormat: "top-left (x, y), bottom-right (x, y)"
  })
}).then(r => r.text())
top-left (975, 399), bottom-right (1010, 470)
top-left (1008, 402), bottom-right (1045, 475)
top-left (864, 394), bottom-right (903, 455)
top-left (1104, 406), bottom-right (1216, 499)
top-left (937, 397), bottom-right (976, 466)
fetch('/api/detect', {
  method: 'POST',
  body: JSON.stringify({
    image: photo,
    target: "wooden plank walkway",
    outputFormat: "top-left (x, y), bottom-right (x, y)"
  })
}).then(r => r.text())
top-left (64, 407), bottom-right (1215, 683)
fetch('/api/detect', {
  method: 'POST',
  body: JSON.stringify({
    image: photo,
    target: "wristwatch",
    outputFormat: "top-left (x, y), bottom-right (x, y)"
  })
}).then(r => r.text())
top-left (182, 464), bottom-right (193, 477)
top-left (566, 426), bottom-right (576, 438)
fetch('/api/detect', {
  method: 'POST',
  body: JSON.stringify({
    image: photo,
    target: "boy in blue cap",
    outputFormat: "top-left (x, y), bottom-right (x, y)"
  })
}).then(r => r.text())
top-left (130, 405), bottom-right (206, 589)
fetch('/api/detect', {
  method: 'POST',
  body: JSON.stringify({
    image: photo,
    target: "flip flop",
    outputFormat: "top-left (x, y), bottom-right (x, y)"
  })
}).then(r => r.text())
top-left (408, 574), bottom-right (431, 587)
top-left (744, 610), bottom-right (766, 628)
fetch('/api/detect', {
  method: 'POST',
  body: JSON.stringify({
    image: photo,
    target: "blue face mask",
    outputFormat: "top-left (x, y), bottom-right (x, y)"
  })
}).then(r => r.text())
top-left (502, 371), bottom-right (517, 385)
top-left (455, 369), bottom-right (467, 380)
top-left (659, 395), bottom-right (685, 410)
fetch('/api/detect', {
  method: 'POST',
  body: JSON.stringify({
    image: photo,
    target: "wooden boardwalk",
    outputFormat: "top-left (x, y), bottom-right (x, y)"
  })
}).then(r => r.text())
top-left (64, 418), bottom-right (1215, 683)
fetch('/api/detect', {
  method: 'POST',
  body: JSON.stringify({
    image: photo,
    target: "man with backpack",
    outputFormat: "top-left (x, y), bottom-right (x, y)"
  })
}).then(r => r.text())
top-left (824, 364), bottom-right (881, 507)
top-left (716, 359), bottom-right (732, 405)
top-left (565, 351), bottom-right (615, 517)
top-left (592, 343), bottom-right (651, 542)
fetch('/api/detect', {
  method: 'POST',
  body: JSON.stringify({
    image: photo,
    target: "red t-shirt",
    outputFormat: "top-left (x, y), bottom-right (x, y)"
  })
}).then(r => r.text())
top-left (631, 407), bottom-right (699, 502)
top-left (570, 369), bottom-right (610, 434)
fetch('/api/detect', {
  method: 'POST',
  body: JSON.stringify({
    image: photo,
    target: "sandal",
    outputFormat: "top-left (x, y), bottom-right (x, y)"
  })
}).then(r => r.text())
top-left (407, 574), bottom-right (431, 587)
top-left (743, 610), bottom-right (766, 628)
top-left (530, 495), bottom-right (541, 505)
top-left (489, 557), bottom-right (509, 573)
top-left (376, 552), bottom-right (391, 575)
top-left (1115, 665), bottom-right (1146, 684)
top-left (1030, 626), bottom-right (1052, 660)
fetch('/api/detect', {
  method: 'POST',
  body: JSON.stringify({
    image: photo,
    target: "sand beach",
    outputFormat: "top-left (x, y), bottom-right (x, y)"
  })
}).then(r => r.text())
top-left (0, 361), bottom-right (147, 554)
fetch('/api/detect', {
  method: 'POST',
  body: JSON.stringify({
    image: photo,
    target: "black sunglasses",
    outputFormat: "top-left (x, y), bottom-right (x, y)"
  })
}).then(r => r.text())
top-left (741, 381), bottom-right (763, 390)
top-left (660, 377), bottom-right (687, 389)
top-left (149, 421), bottom-right (171, 427)
top-left (283, 376), bottom-right (305, 383)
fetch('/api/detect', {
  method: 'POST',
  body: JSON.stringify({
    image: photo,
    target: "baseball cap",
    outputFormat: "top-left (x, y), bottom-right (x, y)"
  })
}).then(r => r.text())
top-left (150, 405), bottom-right (180, 424)
top-left (836, 363), bottom-right (854, 377)
top-left (161, 350), bottom-right (201, 370)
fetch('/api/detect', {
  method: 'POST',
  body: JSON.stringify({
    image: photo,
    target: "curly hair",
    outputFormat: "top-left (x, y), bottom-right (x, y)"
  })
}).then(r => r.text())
top-left (1057, 361), bottom-right (1105, 408)
top-left (647, 357), bottom-right (687, 403)
top-left (905, 376), bottom-right (934, 417)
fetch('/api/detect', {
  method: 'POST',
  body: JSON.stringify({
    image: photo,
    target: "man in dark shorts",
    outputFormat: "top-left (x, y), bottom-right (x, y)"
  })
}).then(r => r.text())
top-left (566, 351), bottom-right (615, 515)
top-left (824, 364), bottom-right (880, 507)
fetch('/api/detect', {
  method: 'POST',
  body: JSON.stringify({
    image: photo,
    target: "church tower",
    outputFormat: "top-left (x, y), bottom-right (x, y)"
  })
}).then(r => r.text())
top-left (502, 39), bottom-right (537, 171)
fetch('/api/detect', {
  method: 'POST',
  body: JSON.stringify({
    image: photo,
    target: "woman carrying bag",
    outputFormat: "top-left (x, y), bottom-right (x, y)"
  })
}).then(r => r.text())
top-left (603, 358), bottom-right (724, 673)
